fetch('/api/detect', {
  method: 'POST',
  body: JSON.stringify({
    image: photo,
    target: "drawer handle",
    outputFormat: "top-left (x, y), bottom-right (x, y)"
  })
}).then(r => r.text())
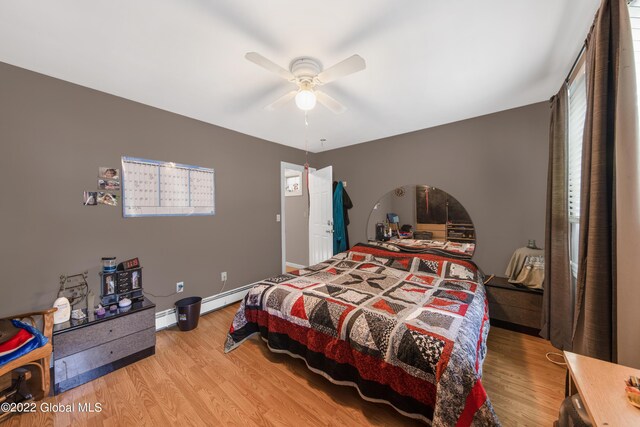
top-left (109, 329), bottom-right (113, 333)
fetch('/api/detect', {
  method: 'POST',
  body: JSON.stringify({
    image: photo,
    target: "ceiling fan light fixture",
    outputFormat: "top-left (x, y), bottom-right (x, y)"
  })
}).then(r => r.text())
top-left (295, 89), bottom-right (316, 111)
top-left (246, 52), bottom-right (365, 113)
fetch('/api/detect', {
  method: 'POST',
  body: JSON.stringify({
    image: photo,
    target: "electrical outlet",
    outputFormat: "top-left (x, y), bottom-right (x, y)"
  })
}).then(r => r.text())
top-left (221, 272), bottom-right (227, 281)
top-left (176, 281), bottom-right (184, 293)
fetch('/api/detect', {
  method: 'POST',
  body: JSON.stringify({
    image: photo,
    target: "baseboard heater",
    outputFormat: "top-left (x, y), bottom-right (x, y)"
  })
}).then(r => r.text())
top-left (154, 283), bottom-right (254, 331)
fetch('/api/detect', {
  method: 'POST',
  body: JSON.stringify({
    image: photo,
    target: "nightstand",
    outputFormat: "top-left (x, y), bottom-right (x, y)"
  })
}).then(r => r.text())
top-left (485, 277), bottom-right (543, 335)
top-left (51, 297), bottom-right (156, 394)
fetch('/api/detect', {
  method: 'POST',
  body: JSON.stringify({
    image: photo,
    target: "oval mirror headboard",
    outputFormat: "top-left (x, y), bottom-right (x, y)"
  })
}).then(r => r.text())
top-left (366, 185), bottom-right (476, 257)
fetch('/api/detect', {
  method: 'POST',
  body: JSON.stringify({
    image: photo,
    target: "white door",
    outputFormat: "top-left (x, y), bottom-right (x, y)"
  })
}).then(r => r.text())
top-left (309, 166), bottom-right (333, 265)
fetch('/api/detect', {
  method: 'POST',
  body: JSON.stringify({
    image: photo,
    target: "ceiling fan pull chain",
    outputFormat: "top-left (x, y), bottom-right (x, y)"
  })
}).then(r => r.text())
top-left (304, 110), bottom-right (311, 210)
top-left (304, 110), bottom-right (310, 155)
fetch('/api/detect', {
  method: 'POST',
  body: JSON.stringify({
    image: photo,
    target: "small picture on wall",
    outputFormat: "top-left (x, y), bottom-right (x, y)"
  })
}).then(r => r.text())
top-left (285, 171), bottom-right (302, 197)
top-left (83, 191), bottom-right (98, 206)
top-left (103, 274), bottom-right (115, 295)
top-left (98, 192), bottom-right (118, 206)
top-left (99, 167), bottom-right (120, 180)
top-left (98, 179), bottom-right (121, 191)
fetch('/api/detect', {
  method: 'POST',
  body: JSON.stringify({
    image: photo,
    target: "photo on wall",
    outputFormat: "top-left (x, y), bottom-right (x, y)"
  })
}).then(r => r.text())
top-left (99, 167), bottom-right (120, 180)
top-left (98, 179), bottom-right (121, 191)
top-left (98, 192), bottom-right (118, 206)
top-left (83, 191), bottom-right (98, 206)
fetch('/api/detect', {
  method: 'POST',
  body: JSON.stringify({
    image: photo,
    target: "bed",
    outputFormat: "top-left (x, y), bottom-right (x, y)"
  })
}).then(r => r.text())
top-left (225, 242), bottom-right (499, 425)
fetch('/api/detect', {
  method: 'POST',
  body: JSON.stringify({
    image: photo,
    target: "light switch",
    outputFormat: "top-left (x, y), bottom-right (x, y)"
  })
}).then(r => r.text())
top-left (276, 214), bottom-right (281, 222)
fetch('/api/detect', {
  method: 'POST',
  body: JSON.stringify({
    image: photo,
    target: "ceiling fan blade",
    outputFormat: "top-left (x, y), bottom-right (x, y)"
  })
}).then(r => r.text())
top-left (316, 91), bottom-right (347, 114)
top-left (245, 52), bottom-right (294, 81)
top-left (316, 54), bottom-right (366, 85)
top-left (265, 90), bottom-right (297, 111)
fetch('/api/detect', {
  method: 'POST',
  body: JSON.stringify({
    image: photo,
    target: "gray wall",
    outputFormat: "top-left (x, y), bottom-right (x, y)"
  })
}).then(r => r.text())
top-left (315, 102), bottom-right (550, 275)
top-left (284, 169), bottom-right (309, 267)
top-left (0, 61), bottom-right (549, 318)
top-left (0, 62), bottom-right (307, 316)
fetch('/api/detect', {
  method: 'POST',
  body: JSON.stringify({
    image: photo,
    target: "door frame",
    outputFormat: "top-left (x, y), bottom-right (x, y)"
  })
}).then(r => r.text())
top-left (280, 161), bottom-right (315, 274)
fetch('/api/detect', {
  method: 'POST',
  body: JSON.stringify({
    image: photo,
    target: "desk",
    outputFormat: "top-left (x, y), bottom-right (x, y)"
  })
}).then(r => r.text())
top-left (564, 351), bottom-right (640, 426)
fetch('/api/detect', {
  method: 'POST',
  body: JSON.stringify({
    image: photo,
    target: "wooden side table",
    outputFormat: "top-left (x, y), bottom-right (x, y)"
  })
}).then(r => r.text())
top-left (564, 351), bottom-right (640, 426)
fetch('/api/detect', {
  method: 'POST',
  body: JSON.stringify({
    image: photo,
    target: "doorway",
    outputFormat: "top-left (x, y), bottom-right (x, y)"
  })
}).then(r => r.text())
top-left (280, 162), bottom-right (333, 273)
top-left (281, 162), bottom-right (310, 273)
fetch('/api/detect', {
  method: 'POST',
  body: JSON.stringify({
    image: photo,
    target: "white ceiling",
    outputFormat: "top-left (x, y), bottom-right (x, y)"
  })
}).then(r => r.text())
top-left (0, 0), bottom-right (600, 152)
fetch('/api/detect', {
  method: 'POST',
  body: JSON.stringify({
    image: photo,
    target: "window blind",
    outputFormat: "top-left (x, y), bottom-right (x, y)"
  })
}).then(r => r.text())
top-left (567, 68), bottom-right (586, 223)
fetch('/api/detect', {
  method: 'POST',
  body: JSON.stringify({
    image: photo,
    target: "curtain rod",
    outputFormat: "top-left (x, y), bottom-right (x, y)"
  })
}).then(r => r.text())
top-left (564, 0), bottom-right (635, 83)
top-left (565, 43), bottom-right (586, 84)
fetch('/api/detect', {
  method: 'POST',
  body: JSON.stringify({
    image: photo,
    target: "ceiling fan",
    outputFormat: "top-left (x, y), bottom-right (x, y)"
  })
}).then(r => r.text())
top-left (245, 52), bottom-right (366, 114)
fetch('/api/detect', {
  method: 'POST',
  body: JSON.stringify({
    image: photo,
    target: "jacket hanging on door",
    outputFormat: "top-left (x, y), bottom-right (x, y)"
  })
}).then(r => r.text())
top-left (332, 181), bottom-right (353, 254)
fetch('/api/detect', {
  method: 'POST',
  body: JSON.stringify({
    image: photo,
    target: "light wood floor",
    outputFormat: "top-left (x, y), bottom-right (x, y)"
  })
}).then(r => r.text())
top-left (5, 303), bottom-right (565, 426)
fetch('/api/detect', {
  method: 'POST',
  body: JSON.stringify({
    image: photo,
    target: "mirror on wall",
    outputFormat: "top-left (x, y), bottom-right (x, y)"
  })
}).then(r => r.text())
top-left (366, 185), bottom-right (476, 257)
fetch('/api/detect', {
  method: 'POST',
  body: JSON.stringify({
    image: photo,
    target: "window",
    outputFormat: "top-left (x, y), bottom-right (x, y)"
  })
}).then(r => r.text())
top-left (567, 2), bottom-right (639, 281)
top-left (567, 65), bottom-right (586, 280)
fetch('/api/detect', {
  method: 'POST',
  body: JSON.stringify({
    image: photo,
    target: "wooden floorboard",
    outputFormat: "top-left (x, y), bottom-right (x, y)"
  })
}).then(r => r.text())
top-left (4, 303), bottom-right (565, 426)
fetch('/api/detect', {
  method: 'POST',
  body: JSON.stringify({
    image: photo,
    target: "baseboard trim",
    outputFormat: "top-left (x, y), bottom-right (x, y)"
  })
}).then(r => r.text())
top-left (285, 262), bottom-right (306, 270)
top-left (155, 283), bottom-right (254, 331)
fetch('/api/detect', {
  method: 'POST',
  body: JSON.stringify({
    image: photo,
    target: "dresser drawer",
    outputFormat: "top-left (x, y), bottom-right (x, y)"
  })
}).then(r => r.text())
top-left (488, 302), bottom-right (542, 329)
top-left (54, 327), bottom-right (155, 383)
top-left (485, 278), bottom-right (543, 330)
top-left (485, 286), bottom-right (542, 311)
top-left (53, 307), bottom-right (154, 359)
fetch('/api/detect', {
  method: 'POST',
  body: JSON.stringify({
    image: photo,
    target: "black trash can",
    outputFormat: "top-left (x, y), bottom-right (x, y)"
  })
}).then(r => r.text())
top-left (175, 296), bottom-right (202, 331)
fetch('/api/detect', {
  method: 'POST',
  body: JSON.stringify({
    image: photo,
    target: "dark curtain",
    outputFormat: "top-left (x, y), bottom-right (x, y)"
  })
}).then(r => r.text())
top-left (541, 84), bottom-right (574, 350)
top-left (572, 0), bottom-right (635, 362)
top-left (541, 0), bottom-right (638, 363)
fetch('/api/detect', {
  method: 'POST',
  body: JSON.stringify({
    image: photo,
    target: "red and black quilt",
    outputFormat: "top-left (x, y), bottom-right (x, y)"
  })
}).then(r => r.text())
top-left (225, 244), bottom-right (499, 426)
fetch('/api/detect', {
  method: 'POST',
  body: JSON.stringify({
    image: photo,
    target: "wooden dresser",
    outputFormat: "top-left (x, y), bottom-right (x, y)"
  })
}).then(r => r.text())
top-left (485, 277), bottom-right (543, 335)
top-left (52, 297), bottom-right (155, 394)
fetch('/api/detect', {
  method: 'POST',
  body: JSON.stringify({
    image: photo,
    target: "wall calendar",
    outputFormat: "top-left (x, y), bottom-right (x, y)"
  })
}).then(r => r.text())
top-left (121, 156), bottom-right (215, 217)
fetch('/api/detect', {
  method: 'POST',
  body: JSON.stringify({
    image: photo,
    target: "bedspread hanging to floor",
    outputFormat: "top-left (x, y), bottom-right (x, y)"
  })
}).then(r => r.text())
top-left (225, 243), bottom-right (499, 426)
